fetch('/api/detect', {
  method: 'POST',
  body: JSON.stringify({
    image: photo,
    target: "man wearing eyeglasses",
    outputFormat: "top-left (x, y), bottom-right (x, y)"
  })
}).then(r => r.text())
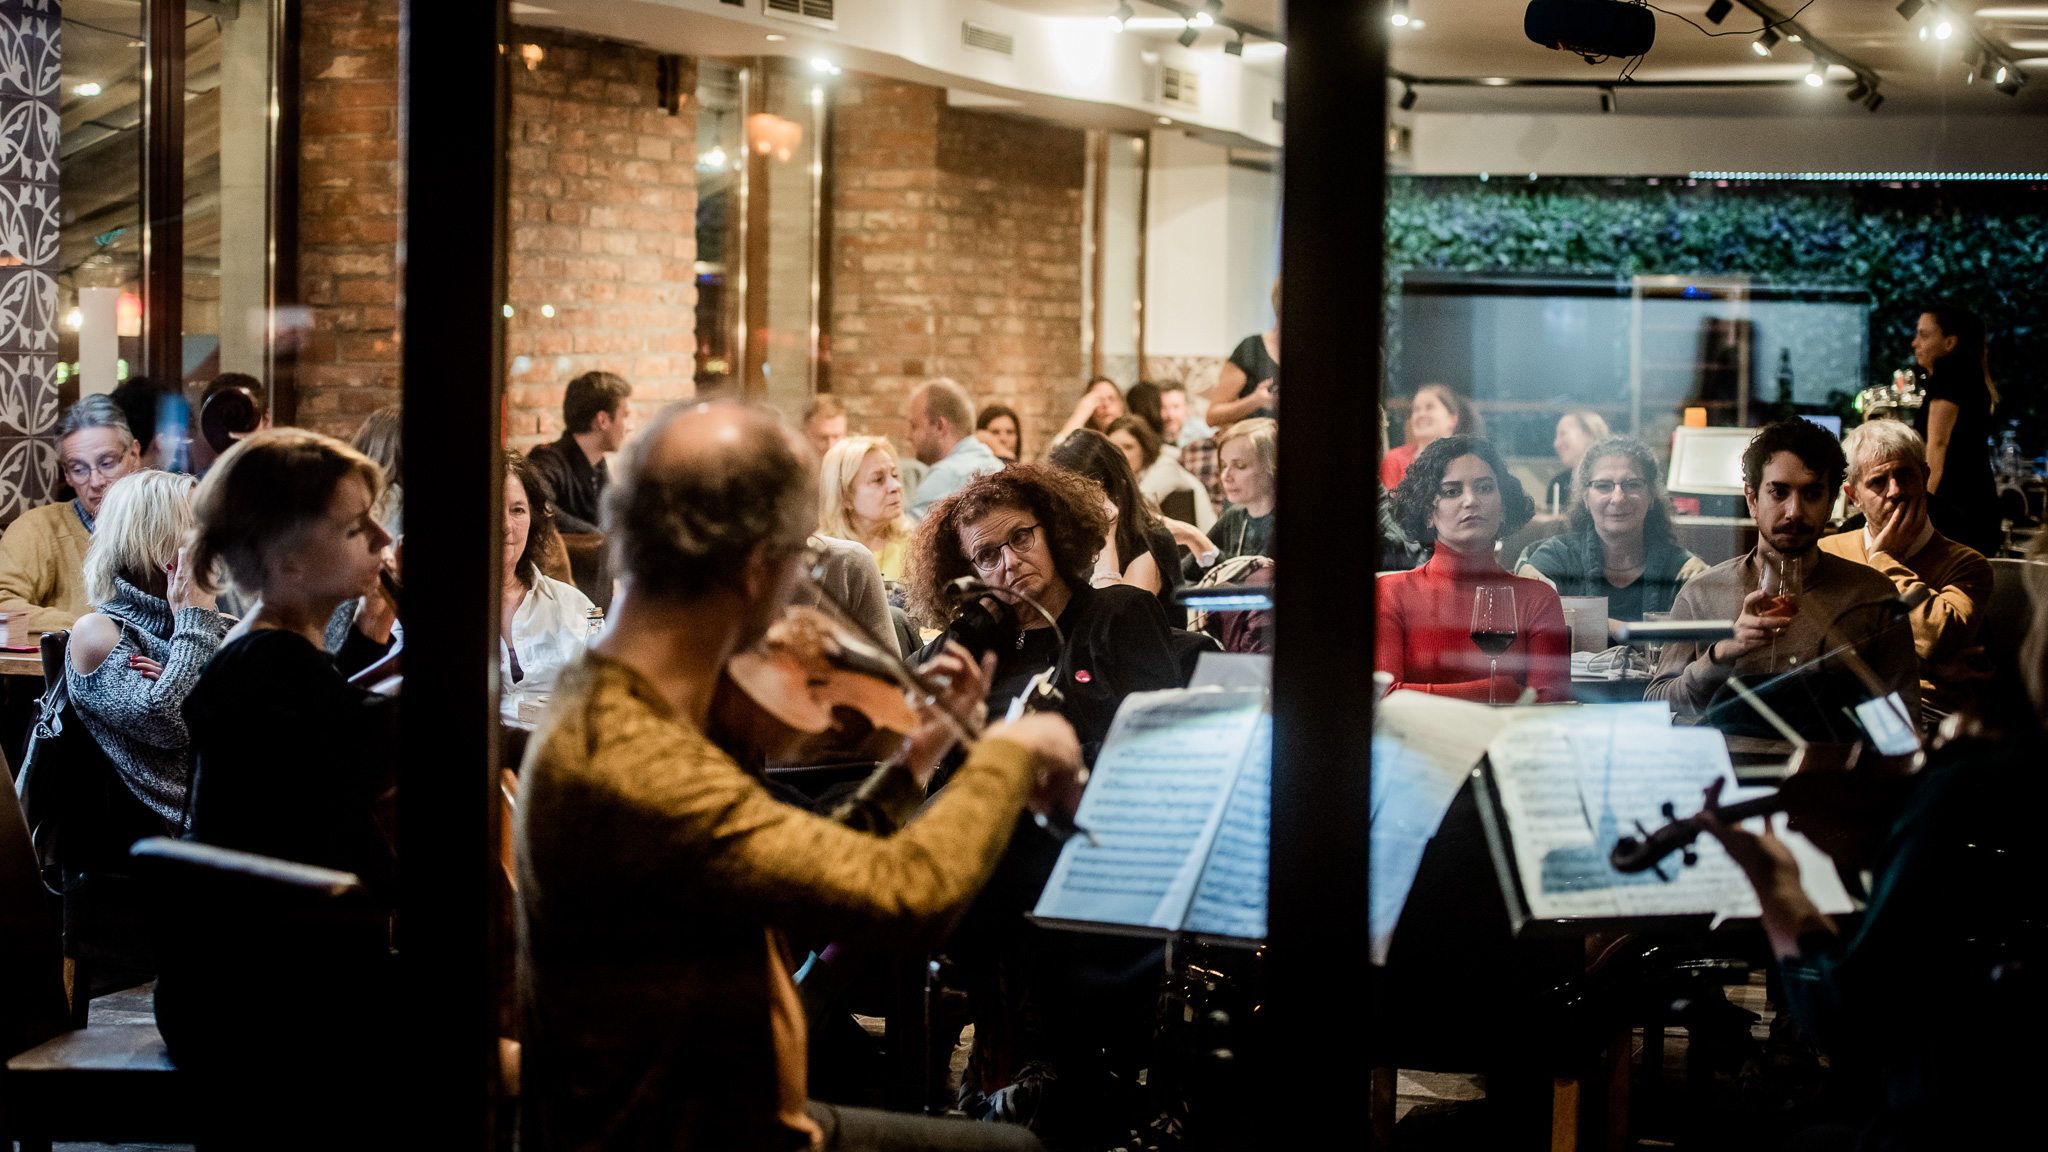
top-left (0, 395), bottom-right (143, 632)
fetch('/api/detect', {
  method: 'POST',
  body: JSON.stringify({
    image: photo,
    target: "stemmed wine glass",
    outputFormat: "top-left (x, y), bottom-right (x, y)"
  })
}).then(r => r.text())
top-left (1759, 553), bottom-right (1805, 669)
top-left (1470, 585), bottom-right (1519, 706)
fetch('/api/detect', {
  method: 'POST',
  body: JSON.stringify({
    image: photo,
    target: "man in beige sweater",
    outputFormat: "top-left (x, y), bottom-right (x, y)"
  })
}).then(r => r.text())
top-left (517, 403), bottom-right (1079, 1151)
top-left (1820, 419), bottom-right (1992, 726)
top-left (0, 395), bottom-right (143, 632)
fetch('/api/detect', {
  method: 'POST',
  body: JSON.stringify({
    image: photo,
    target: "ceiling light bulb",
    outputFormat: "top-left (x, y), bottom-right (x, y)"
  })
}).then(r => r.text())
top-left (1191, 12), bottom-right (1213, 27)
top-left (1753, 40), bottom-right (1772, 56)
top-left (1754, 27), bottom-right (1780, 55)
top-left (1996, 65), bottom-right (2010, 82)
top-left (1935, 21), bottom-right (1953, 39)
top-left (1919, 25), bottom-right (1929, 41)
top-left (810, 58), bottom-right (832, 72)
top-left (1805, 70), bottom-right (1824, 86)
top-left (540, 304), bottom-right (556, 318)
top-left (1391, 13), bottom-right (1409, 25)
top-left (71, 82), bottom-right (101, 97)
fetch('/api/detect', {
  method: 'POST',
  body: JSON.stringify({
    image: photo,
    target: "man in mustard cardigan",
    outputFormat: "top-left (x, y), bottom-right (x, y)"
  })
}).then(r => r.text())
top-left (516, 402), bottom-right (1078, 1151)
top-left (1820, 419), bottom-right (1993, 726)
top-left (0, 395), bottom-right (143, 632)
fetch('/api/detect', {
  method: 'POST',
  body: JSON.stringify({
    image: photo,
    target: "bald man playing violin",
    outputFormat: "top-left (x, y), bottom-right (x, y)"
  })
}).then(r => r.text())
top-left (515, 402), bottom-right (1079, 1152)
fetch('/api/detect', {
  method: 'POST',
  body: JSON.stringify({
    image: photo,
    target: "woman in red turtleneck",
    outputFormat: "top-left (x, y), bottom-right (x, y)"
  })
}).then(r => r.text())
top-left (1379, 435), bottom-right (1570, 703)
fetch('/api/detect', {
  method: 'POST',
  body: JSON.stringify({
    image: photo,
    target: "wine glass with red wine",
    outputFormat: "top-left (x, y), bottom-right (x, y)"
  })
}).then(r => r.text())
top-left (1759, 553), bottom-right (1804, 669)
top-left (1470, 585), bottom-right (1518, 706)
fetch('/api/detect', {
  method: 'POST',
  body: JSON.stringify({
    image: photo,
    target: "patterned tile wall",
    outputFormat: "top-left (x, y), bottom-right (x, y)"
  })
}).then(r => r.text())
top-left (0, 0), bottom-right (59, 526)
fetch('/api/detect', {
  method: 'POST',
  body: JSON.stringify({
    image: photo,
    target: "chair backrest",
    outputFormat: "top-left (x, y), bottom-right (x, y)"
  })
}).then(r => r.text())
top-left (0, 739), bottom-right (71, 1058)
top-left (1979, 559), bottom-right (2041, 726)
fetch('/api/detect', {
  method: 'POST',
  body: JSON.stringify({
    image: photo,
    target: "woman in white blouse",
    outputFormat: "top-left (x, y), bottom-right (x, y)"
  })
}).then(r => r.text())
top-left (501, 452), bottom-right (597, 722)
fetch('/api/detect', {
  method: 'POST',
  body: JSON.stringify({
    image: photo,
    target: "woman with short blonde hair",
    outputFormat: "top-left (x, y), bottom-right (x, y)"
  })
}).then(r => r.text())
top-left (67, 469), bottom-right (230, 827)
top-left (818, 435), bottom-right (912, 581)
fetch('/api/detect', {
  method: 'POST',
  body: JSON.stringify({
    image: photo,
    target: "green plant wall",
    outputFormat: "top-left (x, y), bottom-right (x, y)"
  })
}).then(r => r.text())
top-left (1386, 176), bottom-right (2048, 449)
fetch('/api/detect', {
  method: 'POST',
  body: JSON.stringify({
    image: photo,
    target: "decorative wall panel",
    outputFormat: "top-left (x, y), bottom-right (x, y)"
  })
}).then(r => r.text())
top-left (0, 0), bottom-right (58, 525)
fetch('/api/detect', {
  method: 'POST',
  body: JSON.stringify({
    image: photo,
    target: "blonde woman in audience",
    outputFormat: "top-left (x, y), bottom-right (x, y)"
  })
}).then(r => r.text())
top-left (819, 435), bottom-right (912, 581)
top-left (66, 470), bottom-right (232, 829)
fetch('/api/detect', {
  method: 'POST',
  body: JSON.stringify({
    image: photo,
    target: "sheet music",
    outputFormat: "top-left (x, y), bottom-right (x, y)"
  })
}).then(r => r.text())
top-left (1488, 715), bottom-right (1752, 920)
top-left (1033, 688), bottom-right (1266, 930)
top-left (1368, 692), bottom-right (1521, 964)
top-left (1183, 715), bottom-right (1271, 940)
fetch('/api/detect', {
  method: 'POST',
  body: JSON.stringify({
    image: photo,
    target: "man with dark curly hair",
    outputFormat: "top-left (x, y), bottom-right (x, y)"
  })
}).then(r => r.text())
top-left (1645, 418), bottom-right (1917, 725)
top-left (1377, 435), bottom-right (1571, 703)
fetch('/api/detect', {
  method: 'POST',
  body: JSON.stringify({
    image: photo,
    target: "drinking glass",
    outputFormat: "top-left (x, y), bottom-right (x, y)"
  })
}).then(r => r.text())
top-left (1640, 610), bottom-right (1671, 669)
top-left (1759, 553), bottom-right (1805, 669)
top-left (1469, 585), bottom-right (1518, 705)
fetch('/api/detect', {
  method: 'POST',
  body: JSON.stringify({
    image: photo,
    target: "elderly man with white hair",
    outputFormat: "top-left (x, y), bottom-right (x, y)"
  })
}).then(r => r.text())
top-left (1819, 418), bottom-right (1993, 725)
top-left (0, 394), bottom-right (145, 631)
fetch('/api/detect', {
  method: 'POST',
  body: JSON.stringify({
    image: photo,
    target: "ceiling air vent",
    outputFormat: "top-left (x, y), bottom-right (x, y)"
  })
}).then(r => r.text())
top-left (962, 22), bottom-right (1015, 57)
top-left (1161, 64), bottom-right (1200, 109)
top-left (764, 0), bottom-right (835, 30)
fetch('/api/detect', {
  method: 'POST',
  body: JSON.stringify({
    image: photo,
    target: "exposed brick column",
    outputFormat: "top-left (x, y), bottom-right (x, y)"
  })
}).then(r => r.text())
top-left (297, 0), bottom-right (402, 440)
top-left (829, 76), bottom-right (1083, 458)
top-left (504, 29), bottom-right (696, 447)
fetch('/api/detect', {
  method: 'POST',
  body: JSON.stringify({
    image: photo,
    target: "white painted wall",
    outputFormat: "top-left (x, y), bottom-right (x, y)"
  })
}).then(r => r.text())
top-left (1407, 113), bottom-right (2048, 175)
top-left (1143, 131), bottom-right (1280, 359)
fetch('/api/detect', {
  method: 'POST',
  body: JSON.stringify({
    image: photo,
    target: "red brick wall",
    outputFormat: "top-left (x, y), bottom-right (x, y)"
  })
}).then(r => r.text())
top-left (294, 10), bottom-right (695, 444)
top-left (505, 29), bottom-right (697, 446)
top-left (297, 0), bottom-right (402, 439)
top-left (829, 77), bottom-right (1085, 457)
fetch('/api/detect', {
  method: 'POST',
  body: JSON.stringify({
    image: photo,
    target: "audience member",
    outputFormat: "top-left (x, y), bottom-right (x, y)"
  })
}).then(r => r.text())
top-left (802, 394), bottom-right (848, 459)
top-left (1911, 304), bottom-right (2002, 556)
top-left (1051, 376), bottom-right (1127, 445)
top-left (1047, 428), bottom-right (1183, 619)
top-left (818, 435), bottom-right (911, 581)
top-left (907, 378), bottom-right (1002, 520)
top-left (351, 404), bottom-right (404, 535)
top-left (1381, 384), bottom-right (1480, 490)
top-left (976, 404), bottom-right (1023, 463)
top-left (1207, 278), bottom-right (1280, 428)
top-left (1515, 435), bottom-right (1707, 635)
top-left (910, 463), bottom-right (1181, 760)
top-left (0, 395), bottom-right (144, 631)
top-left (1108, 413), bottom-right (1213, 530)
top-left (108, 377), bottom-right (162, 461)
top-left (517, 401), bottom-right (1076, 1151)
top-left (1697, 530), bottom-right (2045, 1151)
top-left (1189, 417), bottom-right (1277, 578)
top-left (1646, 419), bottom-right (1917, 723)
top-left (527, 370), bottom-right (633, 535)
top-left (1547, 408), bottom-right (1610, 510)
top-left (794, 533), bottom-right (901, 659)
top-left (501, 452), bottom-right (597, 723)
top-left (1378, 436), bottom-right (1569, 702)
top-left (164, 429), bottom-right (400, 1089)
top-left (1158, 381), bottom-right (1210, 450)
top-left (1819, 420), bottom-right (1991, 726)
top-left (65, 471), bottom-right (230, 829)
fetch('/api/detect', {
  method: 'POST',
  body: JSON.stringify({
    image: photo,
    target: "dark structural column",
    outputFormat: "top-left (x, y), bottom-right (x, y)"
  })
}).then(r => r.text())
top-left (141, 0), bottom-right (186, 389)
top-left (398, 1), bottom-right (506, 1145)
top-left (1268, 1), bottom-right (1385, 1145)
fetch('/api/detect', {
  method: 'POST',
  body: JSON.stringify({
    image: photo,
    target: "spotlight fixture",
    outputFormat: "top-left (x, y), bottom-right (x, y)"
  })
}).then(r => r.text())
top-left (1705, 0), bottom-right (1732, 24)
top-left (1997, 67), bottom-right (2024, 95)
top-left (1847, 78), bottom-right (1870, 101)
top-left (1895, 0), bottom-right (1924, 19)
top-left (1392, 0), bottom-right (1411, 26)
top-left (1108, 2), bottom-right (1134, 32)
top-left (1192, 11), bottom-right (1213, 28)
top-left (1400, 83), bottom-right (1417, 110)
top-left (1865, 91), bottom-right (1885, 111)
top-left (1752, 27), bottom-right (1779, 56)
top-left (1224, 33), bottom-right (1245, 56)
top-left (1178, 22), bottom-right (1200, 46)
top-left (1805, 64), bottom-right (1824, 87)
top-left (1599, 87), bottom-right (1615, 112)
top-left (1935, 21), bottom-right (1953, 40)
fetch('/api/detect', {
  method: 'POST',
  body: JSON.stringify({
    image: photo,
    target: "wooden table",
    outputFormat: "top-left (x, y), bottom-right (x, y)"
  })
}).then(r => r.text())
top-left (0, 650), bottom-right (42, 679)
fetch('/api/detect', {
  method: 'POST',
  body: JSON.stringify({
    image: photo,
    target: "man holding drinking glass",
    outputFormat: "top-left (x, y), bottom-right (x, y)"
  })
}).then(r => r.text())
top-left (1646, 419), bottom-right (1917, 726)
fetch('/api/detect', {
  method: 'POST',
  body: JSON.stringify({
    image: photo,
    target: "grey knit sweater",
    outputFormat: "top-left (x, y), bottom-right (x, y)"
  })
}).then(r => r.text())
top-left (65, 577), bottom-right (232, 825)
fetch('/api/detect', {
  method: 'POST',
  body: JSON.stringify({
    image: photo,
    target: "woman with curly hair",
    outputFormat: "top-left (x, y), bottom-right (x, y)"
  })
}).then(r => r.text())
top-left (1378, 435), bottom-right (1570, 702)
top-left (909, 462), bottom-right (1180, 762)
top-left (1515, 435), bottom-right (1706, 637)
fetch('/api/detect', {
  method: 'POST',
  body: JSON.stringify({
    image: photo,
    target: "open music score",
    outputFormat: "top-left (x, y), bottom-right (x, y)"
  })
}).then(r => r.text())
top-left (1030, 688), bottom-right (1271, 945)
top-left (1475, 710), bottom-right (1854, 930)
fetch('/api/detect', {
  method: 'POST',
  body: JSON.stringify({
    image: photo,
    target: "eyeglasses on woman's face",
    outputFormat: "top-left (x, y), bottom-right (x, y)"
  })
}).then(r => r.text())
top-left (968, 522), bottom-right (1041, 572)
top-left (1586, 478), bottom-right (1647, 497)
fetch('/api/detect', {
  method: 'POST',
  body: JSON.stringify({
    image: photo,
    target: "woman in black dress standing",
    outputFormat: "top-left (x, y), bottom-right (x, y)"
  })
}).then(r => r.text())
top-left (1206, 277), bottom-right (1279, 429)
top-left (1912, 304), bottom-right (2003, 557)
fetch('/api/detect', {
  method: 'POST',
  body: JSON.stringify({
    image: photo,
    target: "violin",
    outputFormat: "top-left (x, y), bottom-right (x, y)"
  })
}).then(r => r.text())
top-left (1609, 741), bottom-right (1919, 880)
top-left (711, 605), bottom-right (923, 769)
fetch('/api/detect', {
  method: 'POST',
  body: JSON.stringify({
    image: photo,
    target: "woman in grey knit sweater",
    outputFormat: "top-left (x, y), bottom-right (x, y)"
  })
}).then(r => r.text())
top-left (66, 470), bottom-right (233, 828)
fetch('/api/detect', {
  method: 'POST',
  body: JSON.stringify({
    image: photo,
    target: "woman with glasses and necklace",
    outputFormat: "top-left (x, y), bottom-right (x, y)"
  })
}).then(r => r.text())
top-left (1515, 435), bottom-right (1707, 639)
